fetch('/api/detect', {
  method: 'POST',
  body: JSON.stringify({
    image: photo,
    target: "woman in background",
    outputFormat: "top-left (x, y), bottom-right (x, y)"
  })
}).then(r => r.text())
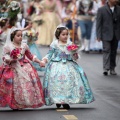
top-left (0, 18), bottom-right (9, 65)
top-left (33, 0), bottom-right (61, 46)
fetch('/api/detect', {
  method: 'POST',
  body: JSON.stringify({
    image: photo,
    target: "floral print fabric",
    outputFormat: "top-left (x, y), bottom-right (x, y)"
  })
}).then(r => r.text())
top-left (43, 41), bottom-right (94, 105)
top-left (0, 43), bottom-right (45, 109)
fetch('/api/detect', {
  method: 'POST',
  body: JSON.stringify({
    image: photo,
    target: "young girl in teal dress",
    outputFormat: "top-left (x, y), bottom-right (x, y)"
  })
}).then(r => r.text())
top-left (0, 18), bottom-right (9, 65)
top-left (42, 26), bottom-right (95, 109)
top-left (22, 20), bottom-right (44, 71)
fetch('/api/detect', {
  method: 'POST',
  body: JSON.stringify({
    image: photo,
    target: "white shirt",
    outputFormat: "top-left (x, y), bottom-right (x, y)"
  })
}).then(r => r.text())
top-left (110, 6), bottom-right (114, 13)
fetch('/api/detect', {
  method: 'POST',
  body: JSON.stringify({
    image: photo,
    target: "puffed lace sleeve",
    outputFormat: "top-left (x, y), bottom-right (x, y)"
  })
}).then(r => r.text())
top-left (42, 41), bottom-right (56, 62)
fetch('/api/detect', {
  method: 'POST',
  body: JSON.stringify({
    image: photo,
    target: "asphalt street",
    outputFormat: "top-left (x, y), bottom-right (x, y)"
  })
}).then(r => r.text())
top-left (0, 46), bottom-right (120, 120)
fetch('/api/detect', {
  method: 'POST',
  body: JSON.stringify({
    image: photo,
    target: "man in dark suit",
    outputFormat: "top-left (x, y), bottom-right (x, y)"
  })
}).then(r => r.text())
top-left (96, 0), bottom-right (120, 76)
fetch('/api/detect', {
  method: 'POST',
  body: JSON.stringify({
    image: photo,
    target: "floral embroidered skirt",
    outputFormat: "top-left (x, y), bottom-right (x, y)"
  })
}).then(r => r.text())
top-left (43, 61), bottom-right (95, 105)
top-left (0, 63), bottom-right (45, 109)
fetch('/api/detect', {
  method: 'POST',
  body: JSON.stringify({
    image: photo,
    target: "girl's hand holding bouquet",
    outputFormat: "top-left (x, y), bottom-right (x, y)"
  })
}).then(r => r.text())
top-left (5, 48), bottom-right (21, 64)
top-left (9, 48), bottom-right (22, 63)
top-left (67, 44), bottom-right (80, 60)
top-left (5, 59), bottom-right (17, 64)
top-left (10, 48), bottom-right (21, 60)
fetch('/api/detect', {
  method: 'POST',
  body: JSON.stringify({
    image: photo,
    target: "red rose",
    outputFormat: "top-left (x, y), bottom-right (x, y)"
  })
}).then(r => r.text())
top-left (10, 48), bottom-right (20, 59)
top-left (67, 44), bottom-right (79, 51)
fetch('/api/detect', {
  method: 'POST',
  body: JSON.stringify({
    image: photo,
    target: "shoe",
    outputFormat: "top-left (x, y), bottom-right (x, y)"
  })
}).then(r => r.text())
top-left (62, 104), bottom-right (70, 109)
top-left (80, 45), bottom-right (85, 51)
top-left (85, 50), bottom-right (89, 54)
top-left (110, 70), bottom-right (117, 75)
top-left (103, 70), bottom-right (108, 76)
top-left (12, 109), bottom-right (19, 111)
top-left (56, 104), bottom-right (61, 108)
top-left (99, 49), bottom-right (102, 53)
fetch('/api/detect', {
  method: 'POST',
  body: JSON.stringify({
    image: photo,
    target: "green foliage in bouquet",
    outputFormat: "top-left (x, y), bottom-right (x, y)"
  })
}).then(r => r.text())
top-left (25, 31), bottom-right (38, 43)
top-left (34, 19), bottom-right (44, 26)
top-left (8, 8), bottom-right (20, 19)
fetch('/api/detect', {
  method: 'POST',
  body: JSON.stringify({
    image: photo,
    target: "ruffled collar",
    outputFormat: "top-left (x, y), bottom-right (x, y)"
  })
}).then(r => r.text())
top-left (52, 40), bottom-right (72, 54)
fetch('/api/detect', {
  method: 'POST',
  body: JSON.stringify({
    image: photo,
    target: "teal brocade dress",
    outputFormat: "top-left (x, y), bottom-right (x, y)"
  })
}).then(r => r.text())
top-left (22, 30), bottom-right (44, 71)
top-left (43, 41), bottom-right (95, 105)
top-left (28, 42), bottom-right (45, 71)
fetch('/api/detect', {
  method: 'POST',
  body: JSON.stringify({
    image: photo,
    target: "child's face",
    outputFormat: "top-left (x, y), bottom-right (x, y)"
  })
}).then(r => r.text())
top-left (14, 31), bottom-right (22, 44)
top-left (59, 29), bottom-right (68, 43)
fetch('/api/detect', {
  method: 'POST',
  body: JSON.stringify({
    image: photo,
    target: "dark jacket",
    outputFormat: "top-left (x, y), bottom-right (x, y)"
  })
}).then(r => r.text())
top-left (96, 3), bottom-right (120, 41)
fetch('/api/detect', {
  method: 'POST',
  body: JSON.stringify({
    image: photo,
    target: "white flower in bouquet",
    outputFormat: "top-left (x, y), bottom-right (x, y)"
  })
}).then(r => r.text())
top-left (8, 1), bottom-right (20, 11)
top-left (25, 30), bottom-right (38, 42)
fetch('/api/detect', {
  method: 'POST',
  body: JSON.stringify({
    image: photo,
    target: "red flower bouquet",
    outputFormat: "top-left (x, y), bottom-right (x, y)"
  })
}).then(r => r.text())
top-left (10, 48), bottom-right (21, 60)
top-left (67, 44), bottom-right (79, 52)
top-left (67, 44), bottom-right (79, 60)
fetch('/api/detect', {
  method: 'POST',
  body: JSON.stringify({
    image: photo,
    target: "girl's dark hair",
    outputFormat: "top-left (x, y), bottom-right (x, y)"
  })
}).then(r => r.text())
top-left (55, 27), bottom-right (68, 39)
top-left (11, 30), bottom-right (20, 41)
top-left (0, 19), bottom-right (8, 28)
top-left (9, 17), bottom-right (18, 26)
